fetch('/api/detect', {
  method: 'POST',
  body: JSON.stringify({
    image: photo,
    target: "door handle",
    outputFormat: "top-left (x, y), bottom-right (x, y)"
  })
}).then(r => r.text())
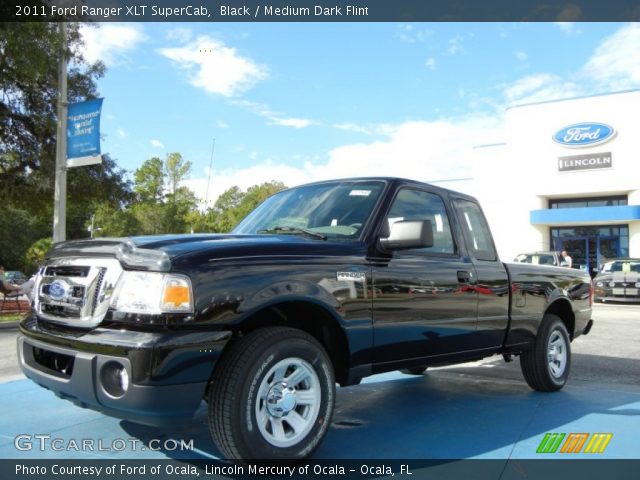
top-left (457, 270), bottom-right (472, 283)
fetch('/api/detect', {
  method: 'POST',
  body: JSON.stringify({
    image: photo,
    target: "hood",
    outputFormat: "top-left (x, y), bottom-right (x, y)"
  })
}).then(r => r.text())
top-left (47, 234), bottom-right (366, 270)
top-left (595, 270), bottom-right (640, 283)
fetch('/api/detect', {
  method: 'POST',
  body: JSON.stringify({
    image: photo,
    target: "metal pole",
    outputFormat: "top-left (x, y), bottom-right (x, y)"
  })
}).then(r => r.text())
top-left (53, 22), bottom-right (68, 243)
top-left (204, 138), bottom-right (216, 206)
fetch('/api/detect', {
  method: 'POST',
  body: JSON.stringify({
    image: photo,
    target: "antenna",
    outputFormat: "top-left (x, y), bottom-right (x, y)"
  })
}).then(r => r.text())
top-left (204, 138), bottom-right (216, 206)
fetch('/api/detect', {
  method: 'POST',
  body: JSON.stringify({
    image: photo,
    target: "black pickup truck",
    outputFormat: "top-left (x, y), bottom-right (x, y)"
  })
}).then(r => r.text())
top-left (18, 177), bottom-right (593, 461)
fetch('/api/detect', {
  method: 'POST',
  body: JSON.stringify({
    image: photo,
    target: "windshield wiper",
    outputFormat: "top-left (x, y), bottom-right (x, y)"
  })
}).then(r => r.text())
top-left (257, 226), bottom-right (327, 240)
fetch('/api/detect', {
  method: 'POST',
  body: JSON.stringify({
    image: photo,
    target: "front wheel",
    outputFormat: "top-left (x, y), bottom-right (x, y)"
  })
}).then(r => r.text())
top-left (520, 314), bottom-right (571, 392)
top-left (208, 327), bottom-right (335, 462)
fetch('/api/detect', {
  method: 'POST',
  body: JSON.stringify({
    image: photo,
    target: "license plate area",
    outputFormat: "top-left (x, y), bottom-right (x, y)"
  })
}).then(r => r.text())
top-left (32, 347), bottom-right (75, 378)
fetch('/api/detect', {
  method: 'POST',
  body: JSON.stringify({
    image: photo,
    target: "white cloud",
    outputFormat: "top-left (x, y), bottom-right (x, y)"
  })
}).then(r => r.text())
top-left (78, 24), bottom-right (146, 66)
top-left (232, 100), bottom-right (314, 128)
top-left (515, 51), bottom-right (528, 61)
top-left (502, 73), bottom-right (583, 105)
top-left (159, 36), bottom-right (267, 97)
top-left (187, 115), bottom-right (503, 207)
top-left (150, 139), bottom-right (164, 149)
top-left (216, 120), bottom-right (230, 129)
top-left (396, 24), bottom-right (433, 43)
top-left (425, 57), bottom-right (437, 70)
top-left (447, 35), bottom-right (465, 55)
top-left (500, 24), bottom-right (640, 107)
top-left (333, 123), bottom-right (373, 135)
top-left (184, 163), bottom-right (312, 207)
top-left (116, 128), bottom-right (127, 138)
top-left (166, 27), bottom-right (193, 43)
top-left (582, 23), bottom-right (640, 91)
top-left (554, 22), bottom-right (583, 36)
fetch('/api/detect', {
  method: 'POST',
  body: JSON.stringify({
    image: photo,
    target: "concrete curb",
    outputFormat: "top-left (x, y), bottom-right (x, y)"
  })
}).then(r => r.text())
top-left (0, 321), bottom-right (20, 330)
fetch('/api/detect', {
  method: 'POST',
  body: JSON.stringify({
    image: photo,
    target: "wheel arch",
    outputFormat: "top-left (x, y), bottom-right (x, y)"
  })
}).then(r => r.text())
top-left (544, 298), bottom-right (575, 339)
top-left (217, 299), bottom-right (351, 386)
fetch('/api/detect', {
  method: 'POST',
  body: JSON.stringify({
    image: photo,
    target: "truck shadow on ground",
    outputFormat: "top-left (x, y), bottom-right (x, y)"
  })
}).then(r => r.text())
top-left (119, 353), bottom-right (640, 461)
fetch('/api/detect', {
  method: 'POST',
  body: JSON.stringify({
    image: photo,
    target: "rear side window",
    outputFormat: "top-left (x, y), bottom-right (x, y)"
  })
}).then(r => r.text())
top-left (386, 188), bottom-right (455, 255)
top-left (454, 199), bottom-right (497, 261)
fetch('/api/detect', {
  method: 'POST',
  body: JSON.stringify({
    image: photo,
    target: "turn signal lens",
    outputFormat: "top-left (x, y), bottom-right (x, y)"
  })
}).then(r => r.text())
top-left (162, 276), bottom-right (192, 312)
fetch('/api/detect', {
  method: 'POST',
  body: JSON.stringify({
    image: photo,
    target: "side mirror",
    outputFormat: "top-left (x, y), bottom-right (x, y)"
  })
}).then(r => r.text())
top-left (380, 220), bottom-right (434, 251)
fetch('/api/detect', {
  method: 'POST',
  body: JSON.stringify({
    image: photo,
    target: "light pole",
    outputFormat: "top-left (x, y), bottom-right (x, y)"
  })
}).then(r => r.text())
top-left (52, 22), bottom-right (68, 243)
top-left (88, 214), bottom-right (102, 239)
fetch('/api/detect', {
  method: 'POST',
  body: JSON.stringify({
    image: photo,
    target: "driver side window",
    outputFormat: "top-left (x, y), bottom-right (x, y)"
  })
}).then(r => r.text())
top-left (387, 188), bottom-right (455, 254)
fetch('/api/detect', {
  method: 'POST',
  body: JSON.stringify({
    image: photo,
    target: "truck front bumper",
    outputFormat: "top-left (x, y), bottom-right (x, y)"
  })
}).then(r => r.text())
top-left (17, 315), bottom-right (232, 427)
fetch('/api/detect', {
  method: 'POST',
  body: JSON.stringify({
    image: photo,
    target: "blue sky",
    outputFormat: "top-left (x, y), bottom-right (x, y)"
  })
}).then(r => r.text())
top-left (79, 22), bottom-right (640, 204)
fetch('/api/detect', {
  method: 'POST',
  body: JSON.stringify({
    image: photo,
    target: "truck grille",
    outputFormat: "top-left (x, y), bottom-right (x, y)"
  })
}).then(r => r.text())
top-left (34, 258), bottom-right (123, 328)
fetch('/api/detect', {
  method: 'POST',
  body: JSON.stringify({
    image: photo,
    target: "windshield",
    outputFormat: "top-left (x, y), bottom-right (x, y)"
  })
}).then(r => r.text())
top-left (233, 180), bottom-right (385, 240)
top-left (601, 260), bottom-right (640, 273)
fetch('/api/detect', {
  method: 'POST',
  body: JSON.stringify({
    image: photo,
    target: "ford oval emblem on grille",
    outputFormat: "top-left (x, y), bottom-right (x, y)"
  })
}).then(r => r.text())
top-left (552, 122), bottom-right (615, 148)
top-left (49, 280), bottom-right (69, 300)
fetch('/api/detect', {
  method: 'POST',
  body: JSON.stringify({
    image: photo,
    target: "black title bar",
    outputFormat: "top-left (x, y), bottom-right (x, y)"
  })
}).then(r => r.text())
top-left (3, 0), bottom-right (640, 22)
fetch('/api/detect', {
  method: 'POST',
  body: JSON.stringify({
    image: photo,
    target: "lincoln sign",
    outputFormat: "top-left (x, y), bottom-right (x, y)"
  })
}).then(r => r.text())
top-left (558, 152), bottom-right (612, 172)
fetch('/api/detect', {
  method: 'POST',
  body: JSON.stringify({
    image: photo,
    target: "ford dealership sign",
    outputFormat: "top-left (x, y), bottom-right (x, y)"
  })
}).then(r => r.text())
top-left (553, 122), bottom-right (615, 148)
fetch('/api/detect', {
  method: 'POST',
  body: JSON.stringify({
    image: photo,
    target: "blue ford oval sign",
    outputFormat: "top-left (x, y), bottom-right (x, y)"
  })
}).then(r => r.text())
top-left (49, 280), bottom-right (69, 300)
top-left (553, 122), bottom-right (615, 148)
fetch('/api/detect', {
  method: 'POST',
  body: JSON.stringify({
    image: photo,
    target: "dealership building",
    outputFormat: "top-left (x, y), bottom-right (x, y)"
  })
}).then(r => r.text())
top-left (452, 89), bottom-right (640, 275)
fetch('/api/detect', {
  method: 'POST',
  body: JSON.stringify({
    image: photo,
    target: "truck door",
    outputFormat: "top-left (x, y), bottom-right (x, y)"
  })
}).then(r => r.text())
top-left (452, 198), bottom-right (510, 349)
top-left (371, 187), bottom-right (479, 366)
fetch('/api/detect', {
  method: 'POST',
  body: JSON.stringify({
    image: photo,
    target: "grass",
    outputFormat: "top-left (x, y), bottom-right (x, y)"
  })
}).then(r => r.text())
top-left (0, 312), bottom-right (27, 323)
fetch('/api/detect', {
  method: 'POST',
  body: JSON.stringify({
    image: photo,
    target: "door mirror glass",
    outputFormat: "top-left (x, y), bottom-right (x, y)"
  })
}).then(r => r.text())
top-left (380, 220), bottom-right (434, 251)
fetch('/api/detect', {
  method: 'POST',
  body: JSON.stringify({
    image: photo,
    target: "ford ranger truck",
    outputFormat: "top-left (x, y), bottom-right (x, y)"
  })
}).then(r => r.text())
top-left (17, 177), bottom-right (593, 462)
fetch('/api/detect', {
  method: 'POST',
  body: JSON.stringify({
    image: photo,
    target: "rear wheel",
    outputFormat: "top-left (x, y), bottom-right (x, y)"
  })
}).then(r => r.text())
top-left (520, 314), bottom-right (571, 392)
top-left (208, 327), bottom-right (335, 462)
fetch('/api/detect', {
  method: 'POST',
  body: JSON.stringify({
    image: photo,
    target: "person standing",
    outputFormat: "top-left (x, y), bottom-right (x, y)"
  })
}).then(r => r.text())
top-left (560, 250), bottom-right (573, 268)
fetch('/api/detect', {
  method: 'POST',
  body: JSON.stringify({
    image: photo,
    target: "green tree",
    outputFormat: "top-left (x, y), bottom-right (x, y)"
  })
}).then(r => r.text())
top-left (0, 22), bottom-right (105, 196)
top-left (90, 201), bottom-right (140, 238)
top-left (131, 153), bottom-right (198, 234)
top-left (198, 181), bottom-right (287, 233)
top-left (164, 152), bottom-right (192, 198)
top-left (0, 22), bottom-right (133, 264)
top-left (24, 237), bottom-right (53, 274)
top-left (134, 157), bottom-right (165, 203)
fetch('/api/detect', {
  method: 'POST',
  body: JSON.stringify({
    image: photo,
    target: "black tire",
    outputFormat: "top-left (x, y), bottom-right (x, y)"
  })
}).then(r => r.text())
top-left (208, 327), bottom-right (335, 462)
top-left (400, 366), bottom-right (429, 375)
top-left (520, 314), bottom-right (571, 392)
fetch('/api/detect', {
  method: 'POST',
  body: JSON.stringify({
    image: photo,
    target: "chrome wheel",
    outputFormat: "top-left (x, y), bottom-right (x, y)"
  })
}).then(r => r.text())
top-left (255, 357), bottom-right (321, 448)
top-left (547, 329), bottom-right (567, 378)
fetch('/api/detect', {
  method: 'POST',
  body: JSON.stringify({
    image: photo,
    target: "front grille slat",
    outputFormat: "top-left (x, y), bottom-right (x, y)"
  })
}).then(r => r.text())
top-left (91, 268), bottom-right (106, 316)
top-left (35, 259), bottom-right (123, 329)
top-left (45, 266), bottom-right (91, 277)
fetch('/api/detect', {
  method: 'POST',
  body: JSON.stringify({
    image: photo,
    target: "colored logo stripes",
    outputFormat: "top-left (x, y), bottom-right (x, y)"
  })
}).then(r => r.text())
top-left (537, 433), bottom-right (613, 454)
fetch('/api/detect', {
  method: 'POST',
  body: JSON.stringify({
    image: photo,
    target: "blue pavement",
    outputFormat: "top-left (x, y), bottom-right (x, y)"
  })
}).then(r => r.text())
top-left (1, 370), bottom-right (638, 460)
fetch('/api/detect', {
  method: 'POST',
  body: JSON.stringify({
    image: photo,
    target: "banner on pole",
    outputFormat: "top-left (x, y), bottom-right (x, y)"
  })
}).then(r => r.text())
top-left (66, 98), bottom-right (103, 168)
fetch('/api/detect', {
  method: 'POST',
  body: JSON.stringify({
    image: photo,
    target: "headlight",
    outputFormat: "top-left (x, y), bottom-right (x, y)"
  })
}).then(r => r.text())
top-left (596, 282), bottom-right (603, 287)
top-left (609, 281), bottom-right (616, 288)
top-left (111, 271), bottom-right (193, 314)
top-left (635, 282), bottom-right (640, 288)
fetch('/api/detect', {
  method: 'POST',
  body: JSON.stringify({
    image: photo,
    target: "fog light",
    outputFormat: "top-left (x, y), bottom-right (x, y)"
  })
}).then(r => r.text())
top-left (635, 283), bottom-right (640, 288)
top-left (608, 282), bottom-right (615, 287)
top-left (100, 361), bottom-right (129, 398)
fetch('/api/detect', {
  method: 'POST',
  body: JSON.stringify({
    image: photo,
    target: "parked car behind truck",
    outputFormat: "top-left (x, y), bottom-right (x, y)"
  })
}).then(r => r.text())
top-left (514, 251), bottom-right (563, 267)
top-left (17, 177), bottom-right (593, 462)
top-left (593, 258), bottom-right (640, 302)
